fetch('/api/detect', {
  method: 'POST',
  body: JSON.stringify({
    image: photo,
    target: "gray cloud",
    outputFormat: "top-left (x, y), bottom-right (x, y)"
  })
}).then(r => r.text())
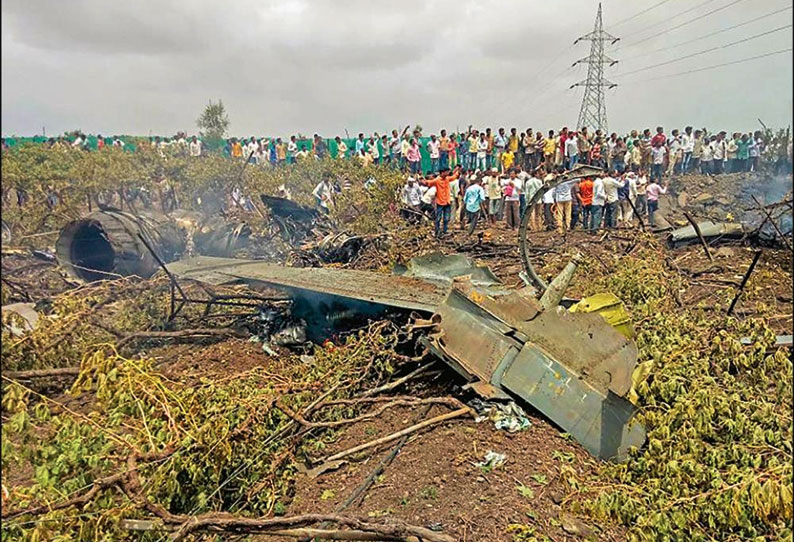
top-left (2, 0), bottom-right (792, 137)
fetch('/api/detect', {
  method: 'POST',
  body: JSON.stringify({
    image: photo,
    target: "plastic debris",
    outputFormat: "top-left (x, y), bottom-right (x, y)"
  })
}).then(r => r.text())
top-left (470, 399), bottom-right (532, 433)
top-left (475, 451), bottom-right (507, 469)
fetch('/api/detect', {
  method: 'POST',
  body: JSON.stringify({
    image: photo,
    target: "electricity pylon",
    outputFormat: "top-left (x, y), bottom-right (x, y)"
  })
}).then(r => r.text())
top-left (571, 3), bottom-right (618, 133)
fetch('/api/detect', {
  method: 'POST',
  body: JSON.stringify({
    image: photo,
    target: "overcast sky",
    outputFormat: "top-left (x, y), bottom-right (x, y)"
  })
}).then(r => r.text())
top-left (2, 0), bottom-right (792, 137)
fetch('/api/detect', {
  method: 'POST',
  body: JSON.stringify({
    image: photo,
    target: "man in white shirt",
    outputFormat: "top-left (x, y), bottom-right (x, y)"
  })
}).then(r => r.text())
top-left (651, 143), bottom-right (667, 183)
top-left (502, 170), bottom-right (522, 230)
top-left (542, 184), bottom-right (555, 231)
top-left (390, 130), bottom-right (402, 168)
top-left (711, 133), bottom-right (727, 174)
top-left (681, 126), bottom-right (694, 173)
top-left (427, 135), bottom-right (441, 174)
top-left (602, 173), bottom-right (622, 229)
top-left (667, 130), bottom-right (682, 176)
top-left (524, 172), bottom-right (544, 231)
top-left (287, 136), bottom-right (298, 164)
top-left (565, 134), bottom-right (579, 170)
top-left (312, 177), bottom-right (334, 213)
top-left (590, 175), bottom-right (606, 232)
top-left (634, 170), bottom-right (648, 218)
top-left (553, 180), bottom-right (574, 234)
top-left (189, 136), bottom-right (202, 157)
top-left (367, 137), bottom-right (380, 163)
top-left (401, 177), bottom-right (422, 212)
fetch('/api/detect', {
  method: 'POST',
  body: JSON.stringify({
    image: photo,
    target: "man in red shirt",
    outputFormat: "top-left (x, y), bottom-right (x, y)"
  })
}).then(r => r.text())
top-left (651, 126), bottom-right (666, 148)
top-left (421, 167), bottom-right (459, 238)
top-left (577, 177), bottom-right (594, 231)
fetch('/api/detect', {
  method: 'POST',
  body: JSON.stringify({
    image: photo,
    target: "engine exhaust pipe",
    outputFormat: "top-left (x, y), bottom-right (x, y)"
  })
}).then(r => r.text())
top-left (55, 209), bottom-right (249, 281)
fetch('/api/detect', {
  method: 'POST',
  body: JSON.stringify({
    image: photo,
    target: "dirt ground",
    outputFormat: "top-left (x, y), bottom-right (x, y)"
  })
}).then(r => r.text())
top-left (273, 402), bottom-right (624, 542)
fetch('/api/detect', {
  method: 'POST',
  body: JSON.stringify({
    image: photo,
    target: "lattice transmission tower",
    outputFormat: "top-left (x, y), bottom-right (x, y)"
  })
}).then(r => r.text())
top-left (571, 3), bottom-right (618, 133)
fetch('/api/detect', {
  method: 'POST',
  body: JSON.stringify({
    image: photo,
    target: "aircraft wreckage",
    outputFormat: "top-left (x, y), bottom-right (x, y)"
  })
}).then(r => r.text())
top-left (54, 164), bottom-right (646, 461)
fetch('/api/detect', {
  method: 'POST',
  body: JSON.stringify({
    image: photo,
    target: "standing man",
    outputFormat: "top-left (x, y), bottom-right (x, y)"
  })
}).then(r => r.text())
top-left (485, 128), bottom-right (495, 170)
top-left (508, 128), bottom-right (519, 163)
top-left (577, 176), bottom-right (594, 232)
top-left (667, 129), bottom-right (682, 176)
top-left (463, 176), bottom-right (487, 235)
top-left (590, 174), bottom-right (605, 233)
top-left (335, 136), bottom-right (348, 159)
top-left (681, 126), bottom-right (694, 173)
top-left (577, 127), bottom-right (591, 165)
top-left (407, 138), bottom-right (422, 175)
top-left (691, 130), bottom-right (703, 173)
top-left (712, 132), bottom-right (727, 174)
top-left (565, 131), bottom-right (579, 169)
top-left (651, 141), bottom-right (667, 182)
top-left (494, 128), bottom-right (508, 169)
top-left (602, 171), bottom-right (622, 229)
top-left (476, 133), bottom-right (489, 171)
top-left (312, 174), bottom-right (335, 213)
top-left (189, 135), bottom-right (202, 157)
top-left (524, 169), bottom-right (543, 230)
top-left (390, 130), bottom-right (402, 167)
top-left (612, 137), bottom-right (628, 174)
top-left (543, 130), bottom-right (557, 173)
top-left (439, 129), bottom-right (450, 171)
top-left (427, 134), bottom-right (441, 173)
top-left (646, 177), bottom-right (668, 228)
top-left (421, 168), bottom-right (456, 238)
top-left (553, 179), bottom-right (574, 235)
top-left (484, 169), bottom-right (502, 226)
top-left (502, 170), bottom-right (522, 231)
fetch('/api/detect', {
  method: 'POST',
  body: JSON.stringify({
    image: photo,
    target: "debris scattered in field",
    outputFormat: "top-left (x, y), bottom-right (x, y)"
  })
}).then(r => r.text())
top-left (475, 451), bottom-right (507, 470)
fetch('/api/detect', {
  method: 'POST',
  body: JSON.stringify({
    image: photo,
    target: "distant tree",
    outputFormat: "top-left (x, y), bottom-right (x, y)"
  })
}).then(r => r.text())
top-left (196, 100), bottom-right (230, 141)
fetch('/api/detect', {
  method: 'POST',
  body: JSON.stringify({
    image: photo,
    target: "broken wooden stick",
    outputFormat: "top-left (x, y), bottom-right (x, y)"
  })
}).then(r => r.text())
top-left (360, 362), bottom-right (436, 397)
top-left (115, 328), bottom-right (246, 349)
top-left (279, 397), bottom-right (461, 429)
top-left (122, 519), bottom-right (426, 541)
top-left (165, 513), bottom-right (455, 542)
top-left (320, 407), bottom-right (472, 464)
top-left (4, 367), bottom-right (81, 380)
top-left (727, 251), bottom-right (763, 316)
top-left (682, 211), bottom-right (713, 262)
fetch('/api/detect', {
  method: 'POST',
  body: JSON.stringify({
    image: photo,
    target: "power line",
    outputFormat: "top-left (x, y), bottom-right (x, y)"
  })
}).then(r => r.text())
top-left (608, 0), bottom-right (673, 29)
top-left (621, 0), bottom-right (721, 39)
top-left (623, 0), bottom-right (749, 47)
top-left (617, 47), bottom-right (792, 85)
top-left (622, 5), bottom-right (793, 61)
top-left (618, 24), bottom-right (792, 77)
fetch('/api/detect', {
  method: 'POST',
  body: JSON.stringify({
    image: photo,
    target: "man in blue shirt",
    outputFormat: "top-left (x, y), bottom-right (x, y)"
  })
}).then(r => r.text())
top-left (463, 177), bottom-right (487, 235)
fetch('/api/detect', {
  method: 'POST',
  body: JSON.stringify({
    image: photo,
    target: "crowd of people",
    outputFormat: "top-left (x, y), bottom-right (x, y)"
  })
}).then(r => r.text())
top-left (7, 124), bottom-right (791, 180)
top-left (217, 125), bottom-right (793, 179)
top-left (4, 124), bottom-right (791, 237)
top-left (396, 162), bottom-right (670, 239)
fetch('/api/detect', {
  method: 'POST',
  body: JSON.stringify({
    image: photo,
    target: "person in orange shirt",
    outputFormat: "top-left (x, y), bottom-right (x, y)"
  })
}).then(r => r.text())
top-left (421, 167), bottom-right (459, 238)
top-left (577, 177), bottom-right (594, 231)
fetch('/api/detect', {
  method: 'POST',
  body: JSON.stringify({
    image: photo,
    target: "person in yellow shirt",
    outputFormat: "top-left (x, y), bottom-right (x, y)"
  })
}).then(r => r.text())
top-left (468, 131), bottom-right (479, 172)
top-left (335, 136), bottom-right (348, 159)
top-left (500, 149), bottom-right (515, 173)
top-left (231, 138), bottom-right (243, 158)
top-left (543, 130), bottom-right (556, 172)
top-left (508, 128), bottom-right (519, 153)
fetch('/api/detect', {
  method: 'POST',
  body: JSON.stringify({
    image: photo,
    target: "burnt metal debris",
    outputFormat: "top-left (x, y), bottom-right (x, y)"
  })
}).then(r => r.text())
top-left (55, 209), bottom-right (250, 281)
top-left (166, 253), bottom-right (646, 461)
